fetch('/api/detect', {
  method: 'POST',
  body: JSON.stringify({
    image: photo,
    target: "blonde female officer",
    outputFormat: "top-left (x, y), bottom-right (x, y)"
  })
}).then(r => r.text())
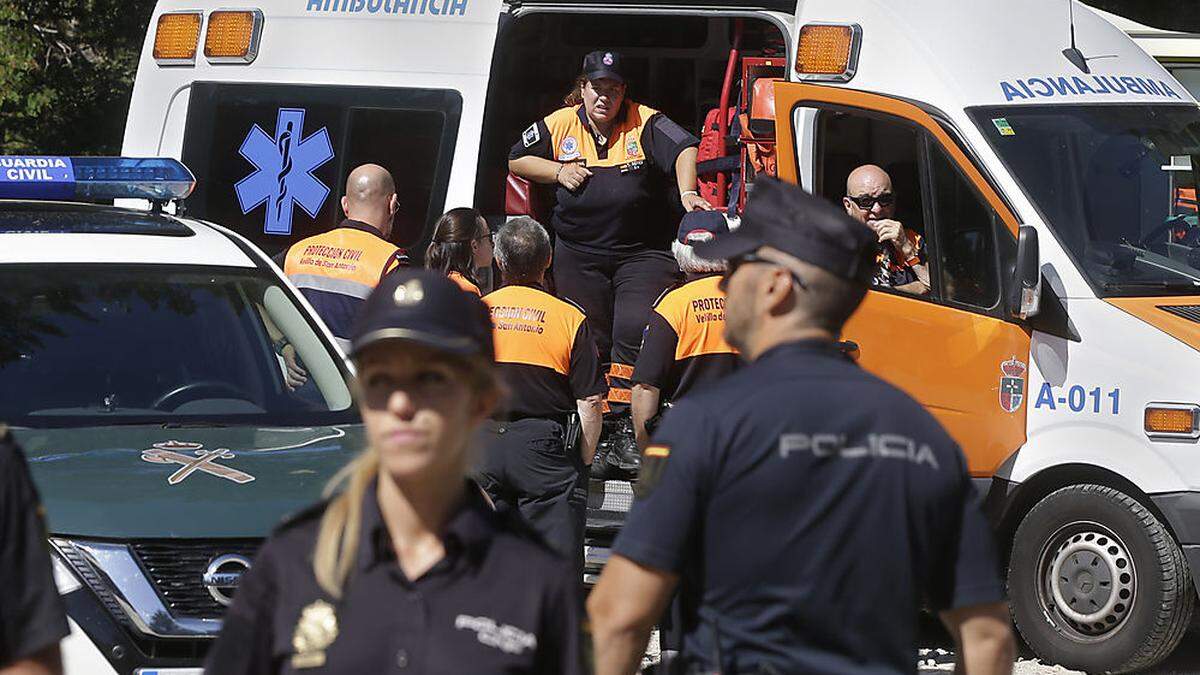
top-left (205, 270), bottom-right (585, 674)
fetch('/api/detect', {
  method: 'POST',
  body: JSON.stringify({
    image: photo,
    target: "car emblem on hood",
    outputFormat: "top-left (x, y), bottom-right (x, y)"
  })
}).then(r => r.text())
top-left (203, 553), bottom-right (252, 606)
top-left (141, 441), bottom-right (256, 485)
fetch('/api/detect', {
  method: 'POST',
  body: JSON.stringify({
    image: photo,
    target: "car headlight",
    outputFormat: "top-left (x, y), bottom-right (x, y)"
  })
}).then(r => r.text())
top-left (50, 548), bottom-right (83, 595)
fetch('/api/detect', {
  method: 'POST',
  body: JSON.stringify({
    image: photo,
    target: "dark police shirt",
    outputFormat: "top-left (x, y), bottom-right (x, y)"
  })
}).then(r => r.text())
top-left (509, 101), bottom-right (700, 254)
top-left (614, 340), bottom-right (1004, 674)
top-left (205, 484), bottom-right (586, 675)
top-left (0, 427), bottom-right (69, 668)
top-left (483, 284), bottom-right (607, 420)
top-left (632, 274), bottom-right (740, 403)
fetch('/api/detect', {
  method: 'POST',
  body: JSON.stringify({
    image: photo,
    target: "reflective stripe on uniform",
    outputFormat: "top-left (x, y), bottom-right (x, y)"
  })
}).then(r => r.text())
top-left (608, 363), bottom-right (635, 379)
top-left (287, 273), bottom-right (375, 299)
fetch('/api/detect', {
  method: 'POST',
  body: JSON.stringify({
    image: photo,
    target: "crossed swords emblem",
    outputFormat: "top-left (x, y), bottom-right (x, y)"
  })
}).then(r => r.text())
top-left (141, 441), bottom-right (256, 485)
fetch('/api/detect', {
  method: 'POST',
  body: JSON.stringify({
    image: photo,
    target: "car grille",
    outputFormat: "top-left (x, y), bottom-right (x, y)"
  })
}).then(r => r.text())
top-left (1159, 304), bottom-right (1200, 324)
top-left (131, 540), bottom-right (261, 619)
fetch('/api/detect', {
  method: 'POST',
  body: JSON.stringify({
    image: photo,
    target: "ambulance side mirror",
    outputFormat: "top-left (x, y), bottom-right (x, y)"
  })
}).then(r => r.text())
top-left (1009, 225), bottom-right (1041, 320)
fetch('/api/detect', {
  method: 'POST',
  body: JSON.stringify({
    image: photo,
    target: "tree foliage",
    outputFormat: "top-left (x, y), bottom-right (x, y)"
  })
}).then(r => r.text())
top-left (0, 0), bottom-right (155, 155)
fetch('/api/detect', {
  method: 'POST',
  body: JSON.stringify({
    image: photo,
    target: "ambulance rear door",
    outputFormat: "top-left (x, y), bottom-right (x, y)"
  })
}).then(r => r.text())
top-left (774, 83), bottom-right (1031, 477)
top-left (124, 0), bottom-right (505, 259)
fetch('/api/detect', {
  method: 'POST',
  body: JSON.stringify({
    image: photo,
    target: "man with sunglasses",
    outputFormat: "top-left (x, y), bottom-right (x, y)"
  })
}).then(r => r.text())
top-left (588, 177), bottom-right (1013, 675)
top-left (842, 164), bottom-right (930, 295)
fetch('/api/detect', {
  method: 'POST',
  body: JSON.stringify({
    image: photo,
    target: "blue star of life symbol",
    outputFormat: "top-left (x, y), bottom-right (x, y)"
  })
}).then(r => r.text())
top-left (235, 108), bottom-right (334, 235)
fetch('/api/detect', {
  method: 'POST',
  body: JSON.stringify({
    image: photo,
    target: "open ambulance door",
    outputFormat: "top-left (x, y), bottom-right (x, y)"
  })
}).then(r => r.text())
top-left (773, 83), bottom-right (1030, 476)
top-left (168, 0), bottom-right (505, 259)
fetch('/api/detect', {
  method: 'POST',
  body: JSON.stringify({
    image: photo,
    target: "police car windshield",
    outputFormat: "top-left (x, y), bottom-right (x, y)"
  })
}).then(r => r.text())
top-left (970, 104), bottom-right (1200, 296)
top-left (0, 265), bottom-right (357, 428)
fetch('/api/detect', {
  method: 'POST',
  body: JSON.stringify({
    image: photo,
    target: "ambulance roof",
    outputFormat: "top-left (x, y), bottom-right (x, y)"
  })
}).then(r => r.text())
top-left (0, 202), bottom-right (258, 267)
top-left (798, 0), bottom-right (1195, 109)
top-left (1087, 6), bottom-right (1200, 61)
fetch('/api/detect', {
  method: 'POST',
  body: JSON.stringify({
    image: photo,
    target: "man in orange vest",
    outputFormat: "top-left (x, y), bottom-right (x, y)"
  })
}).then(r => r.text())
top-left (631, 211), bottom-right (740, 451)
top-left (284, 164), bottom-right (407, 351)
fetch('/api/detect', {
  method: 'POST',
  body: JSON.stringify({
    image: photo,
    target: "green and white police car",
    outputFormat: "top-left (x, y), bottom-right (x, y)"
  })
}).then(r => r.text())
top-left (0, 157), bottom-right (360, 674)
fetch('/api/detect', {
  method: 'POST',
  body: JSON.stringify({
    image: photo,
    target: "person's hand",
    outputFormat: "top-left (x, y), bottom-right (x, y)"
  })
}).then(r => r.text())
top-left (281, 344), bottom-right (308, 390)
top-left (556, 163), bottom-right (592, 191)
top-left (871, 219), bottom-right (916, 258)
top-left (681, 192), bottom-right (713, 212)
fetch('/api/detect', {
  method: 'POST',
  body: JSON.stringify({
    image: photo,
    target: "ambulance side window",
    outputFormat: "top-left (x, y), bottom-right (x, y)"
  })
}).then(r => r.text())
top-left (926, 141), bottom-right (1001, 309)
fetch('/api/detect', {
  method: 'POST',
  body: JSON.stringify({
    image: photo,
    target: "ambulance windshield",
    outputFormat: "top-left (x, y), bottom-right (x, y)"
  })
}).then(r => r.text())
top-left (970, 103), bottom-right (1200, 296)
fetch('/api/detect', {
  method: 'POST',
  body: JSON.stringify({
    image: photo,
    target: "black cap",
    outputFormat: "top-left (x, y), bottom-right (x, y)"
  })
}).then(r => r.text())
top-left (676, 210), bottom-right (730, 246)
top-left (349, 270), bottom-right (494, 360)
top-left (693, 176), bottom-right (877, 283)
top-left (583, 50), bottom-right (625, 83)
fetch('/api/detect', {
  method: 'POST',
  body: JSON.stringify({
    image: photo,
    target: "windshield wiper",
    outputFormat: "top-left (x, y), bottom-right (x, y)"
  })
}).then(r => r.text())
top-left (160, 421), bottom-right (230, 428)
top-left (1103, 280), bottom-right (1200, 291)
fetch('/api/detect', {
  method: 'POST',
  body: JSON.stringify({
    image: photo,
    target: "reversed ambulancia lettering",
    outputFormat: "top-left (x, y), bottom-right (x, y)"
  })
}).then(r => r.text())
top-left (778, 432), bottom-right (939, 470)
top-left (306, 0), bottom-right (468, 15)
top-left (999, 74), bottom-right (1184, 101)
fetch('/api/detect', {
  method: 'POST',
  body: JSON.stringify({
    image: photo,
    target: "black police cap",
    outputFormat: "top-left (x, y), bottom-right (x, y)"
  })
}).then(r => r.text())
top-left (694, 176), bottom-right (877, 284)
top-left (349, 269), bottom-right (494, 361)
top-left (583, 50), bottom-right (625, 84)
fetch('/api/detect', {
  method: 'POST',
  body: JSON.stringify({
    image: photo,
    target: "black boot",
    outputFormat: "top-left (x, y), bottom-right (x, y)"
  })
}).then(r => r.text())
top-left (592, 414), bottom-right (640, 481)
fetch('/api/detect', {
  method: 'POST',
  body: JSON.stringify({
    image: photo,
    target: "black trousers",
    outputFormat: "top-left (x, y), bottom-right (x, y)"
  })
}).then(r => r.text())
top-left (553, 241), bottom-right (680, 383)
top-left (477, 418), bottom-right (588, 573)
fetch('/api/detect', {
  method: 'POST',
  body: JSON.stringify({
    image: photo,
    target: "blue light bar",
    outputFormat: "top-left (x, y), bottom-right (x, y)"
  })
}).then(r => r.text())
top-left (0, 156), bottom-right (195, 202)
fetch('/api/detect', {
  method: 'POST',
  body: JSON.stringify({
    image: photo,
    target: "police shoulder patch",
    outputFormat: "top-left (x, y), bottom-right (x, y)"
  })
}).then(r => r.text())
top-left (522, 124), bottom-right (540, 148)
top-left (634, 444), bottom-right (671, 498)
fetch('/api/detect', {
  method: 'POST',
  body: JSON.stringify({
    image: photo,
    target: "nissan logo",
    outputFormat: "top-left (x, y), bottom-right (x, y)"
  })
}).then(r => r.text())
top-left (202, 553), bottom-right (252, 607)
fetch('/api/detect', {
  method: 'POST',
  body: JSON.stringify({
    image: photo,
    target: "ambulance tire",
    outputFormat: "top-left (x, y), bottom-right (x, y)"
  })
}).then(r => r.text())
top-left (1008, 484), bottom-right (1194, 673)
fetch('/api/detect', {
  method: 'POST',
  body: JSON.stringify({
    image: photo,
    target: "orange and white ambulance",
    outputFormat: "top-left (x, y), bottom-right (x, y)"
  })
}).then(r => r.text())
top-left (122, 0), bottom-right (1200, 670)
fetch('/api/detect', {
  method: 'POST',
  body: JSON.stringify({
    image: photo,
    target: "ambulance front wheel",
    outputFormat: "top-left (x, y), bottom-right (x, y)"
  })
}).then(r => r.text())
top-left (1008, 484), bottom-right (1194, 673)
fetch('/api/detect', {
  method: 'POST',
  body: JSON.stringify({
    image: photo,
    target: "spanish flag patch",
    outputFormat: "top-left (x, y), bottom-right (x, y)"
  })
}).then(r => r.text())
top-left (634, 445), bottom-right (671, 498)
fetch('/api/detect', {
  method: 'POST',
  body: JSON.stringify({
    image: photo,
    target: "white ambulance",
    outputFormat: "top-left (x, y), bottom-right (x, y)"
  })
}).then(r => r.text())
top-left (122, 0), bottom-right (1200, 671)
top-left (1093, 5), bottom-right (1200, 100)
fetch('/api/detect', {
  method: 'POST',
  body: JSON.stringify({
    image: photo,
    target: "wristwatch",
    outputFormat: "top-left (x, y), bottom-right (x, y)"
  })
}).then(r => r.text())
top-left (273, 337), bottom-right (289, 355)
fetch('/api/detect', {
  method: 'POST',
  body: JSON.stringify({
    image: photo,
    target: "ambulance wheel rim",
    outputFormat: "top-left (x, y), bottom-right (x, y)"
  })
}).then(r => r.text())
top-left (1039, 523), bottom-right (1136, 639)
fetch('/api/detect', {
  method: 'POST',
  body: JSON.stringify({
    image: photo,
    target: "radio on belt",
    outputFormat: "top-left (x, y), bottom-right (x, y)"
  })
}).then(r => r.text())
top-left (0, 156), bottom-right (195, 204)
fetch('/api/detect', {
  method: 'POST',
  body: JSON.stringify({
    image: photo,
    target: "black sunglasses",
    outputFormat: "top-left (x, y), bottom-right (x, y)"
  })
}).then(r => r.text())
top-left (846, 192), bottom-right (895, 209)
top-left (721, 252), bottom-right (807, 290)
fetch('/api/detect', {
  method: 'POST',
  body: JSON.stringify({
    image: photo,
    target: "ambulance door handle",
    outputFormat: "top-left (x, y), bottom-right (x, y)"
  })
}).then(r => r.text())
top-left (836, 340), bottom-right (861, 361)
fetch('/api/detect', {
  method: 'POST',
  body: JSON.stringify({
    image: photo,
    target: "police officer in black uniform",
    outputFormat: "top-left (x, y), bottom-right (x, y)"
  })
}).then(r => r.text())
top-left (508, 50), bottom-right (710, 409)
top-left (205, 271), bottom-right (585, 675)
top-left (588, 178), bottom-right (1015, 675)
top-left (0, 426), bottom-right (69, 675)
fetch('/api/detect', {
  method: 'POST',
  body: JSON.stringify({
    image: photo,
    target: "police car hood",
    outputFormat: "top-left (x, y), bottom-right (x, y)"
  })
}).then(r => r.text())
top-left (12, 425), bottom-right (361, 538)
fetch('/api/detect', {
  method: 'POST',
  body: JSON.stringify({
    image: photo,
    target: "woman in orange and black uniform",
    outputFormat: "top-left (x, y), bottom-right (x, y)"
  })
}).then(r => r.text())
top-left (425, 207), bottom-right (494, 296)
top-left (508, 50), bottom-right (710, 406)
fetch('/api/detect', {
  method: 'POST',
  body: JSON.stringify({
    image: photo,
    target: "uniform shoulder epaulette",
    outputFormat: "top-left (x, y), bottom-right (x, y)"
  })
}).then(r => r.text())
top-left (273, 498), bottom-right (333, 534)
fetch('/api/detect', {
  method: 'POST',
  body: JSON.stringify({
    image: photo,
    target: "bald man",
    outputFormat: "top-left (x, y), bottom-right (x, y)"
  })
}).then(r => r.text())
top-left (283, 164), bottom-right (408, 351)
top-left (842, 164), bottom-right (930, 295)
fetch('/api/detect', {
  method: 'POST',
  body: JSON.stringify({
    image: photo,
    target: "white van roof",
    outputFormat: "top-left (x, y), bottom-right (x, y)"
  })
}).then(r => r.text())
top-left (1087, 5), bottom-right (1200, 62)
top-left (798, 0), bottom-right (1195, 109)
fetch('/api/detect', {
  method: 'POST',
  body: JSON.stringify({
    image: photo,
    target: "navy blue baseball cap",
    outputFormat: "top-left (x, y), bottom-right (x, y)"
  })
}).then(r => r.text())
top-left (676, 210), bottom-right (730, 246)
top-left (583, 50), bottom-right (625, 83)
top-left (349, 269), bottom-right (494, 360)
top-left (693, 176), bottom-right (877, 284)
